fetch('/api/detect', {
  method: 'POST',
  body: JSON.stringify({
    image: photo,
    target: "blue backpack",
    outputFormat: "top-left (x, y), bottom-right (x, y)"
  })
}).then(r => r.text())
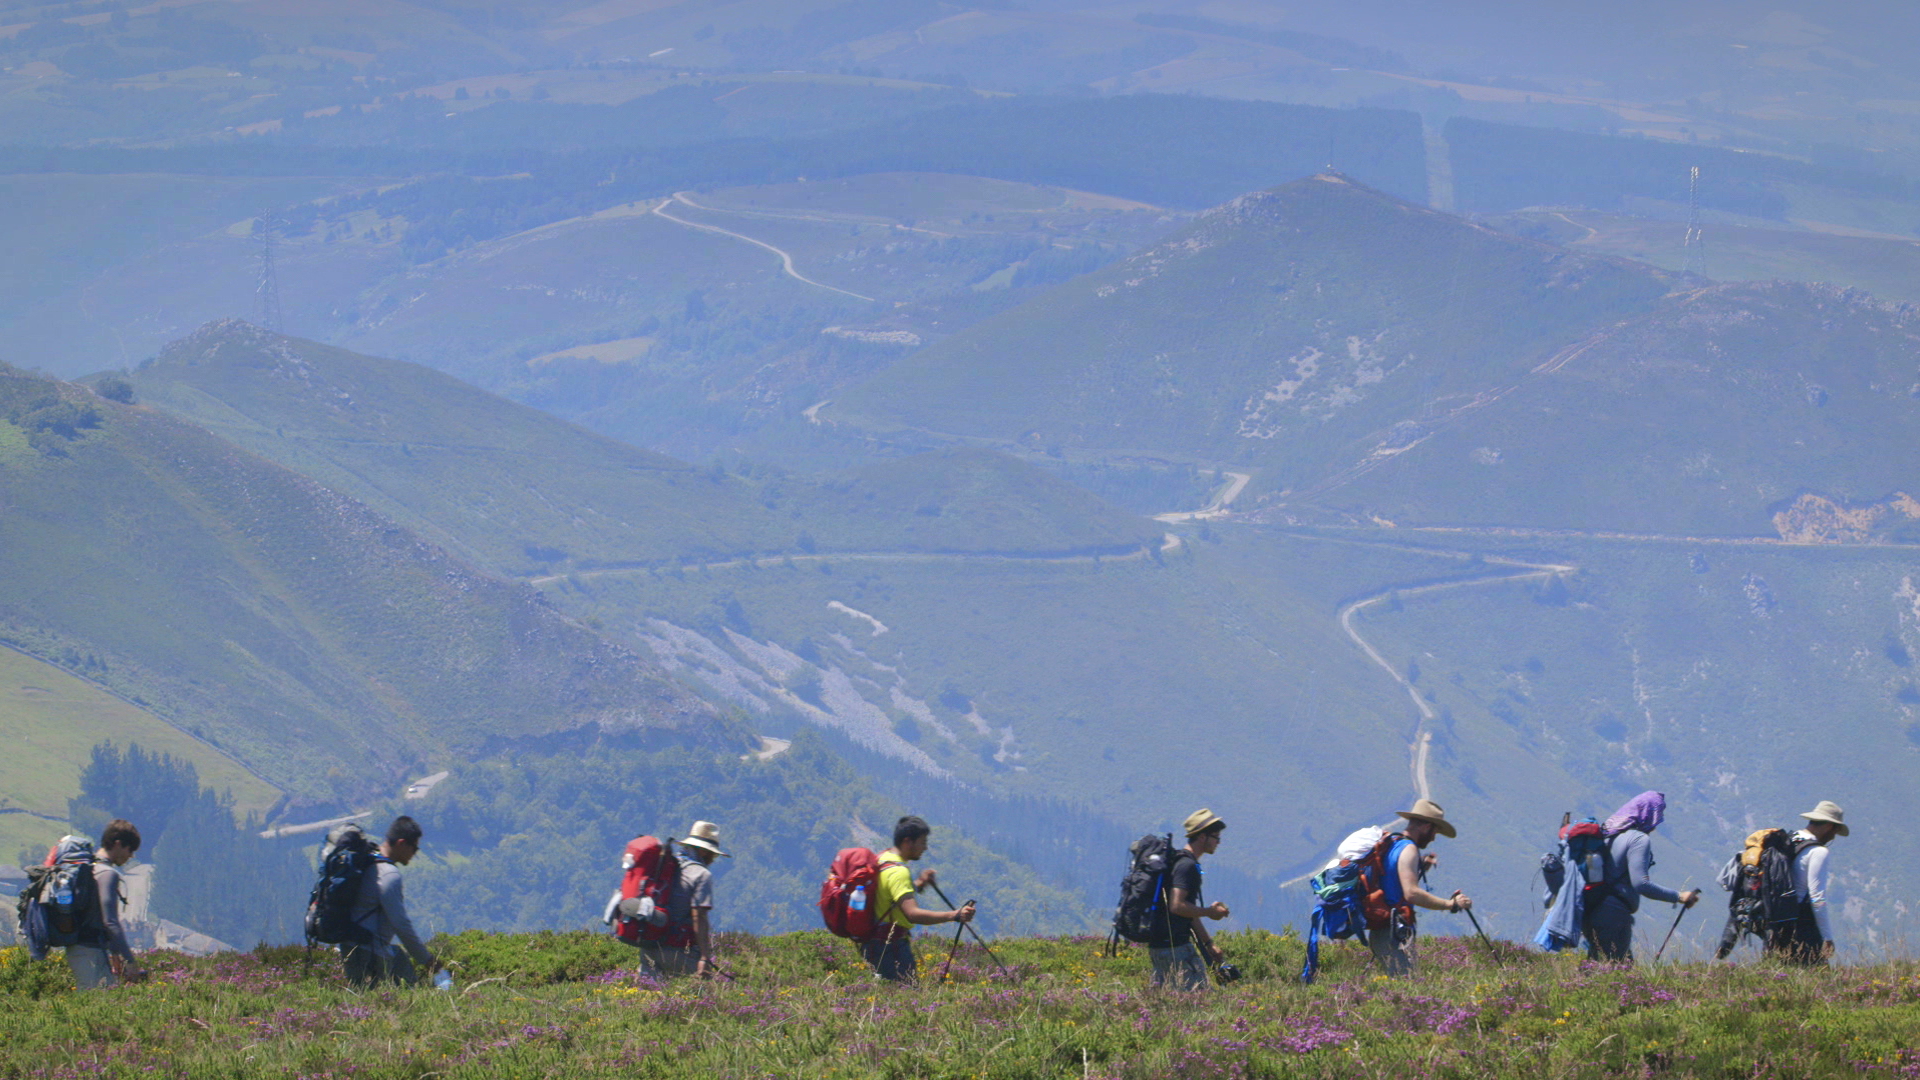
top-left (1301, 830), bottom-right (1413, 983)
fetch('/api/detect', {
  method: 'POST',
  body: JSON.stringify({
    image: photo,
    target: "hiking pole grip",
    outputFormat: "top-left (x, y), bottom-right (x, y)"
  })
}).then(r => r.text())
top-left (927, 881), bottom-right (1010, 974)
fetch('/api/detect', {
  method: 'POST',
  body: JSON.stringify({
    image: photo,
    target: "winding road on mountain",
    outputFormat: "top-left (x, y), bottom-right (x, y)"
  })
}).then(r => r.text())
top-left (650, 193), bottom-right (876, 302)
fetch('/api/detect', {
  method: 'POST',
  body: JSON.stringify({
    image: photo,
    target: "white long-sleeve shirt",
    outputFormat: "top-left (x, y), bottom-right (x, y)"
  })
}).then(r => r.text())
top-left (1791, 830), bottom-right (1835, 947)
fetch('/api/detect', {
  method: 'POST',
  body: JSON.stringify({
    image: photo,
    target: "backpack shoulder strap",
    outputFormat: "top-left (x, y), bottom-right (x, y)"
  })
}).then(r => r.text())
top-left (874, 859), bottom-right (909, 922)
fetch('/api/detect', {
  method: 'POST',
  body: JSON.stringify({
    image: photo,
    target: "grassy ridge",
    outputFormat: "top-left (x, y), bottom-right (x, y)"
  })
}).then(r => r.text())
top-left (5, 932), bottom-right (1919, 1078)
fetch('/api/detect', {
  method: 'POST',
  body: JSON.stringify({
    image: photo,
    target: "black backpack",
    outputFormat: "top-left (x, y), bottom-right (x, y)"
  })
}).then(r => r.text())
top-left (304, 823), bottom-right (381, 947)
top-left (1715, 828), bottom-right (1813, 957)
top-left (19, 836), bottom-right (101, 953)
top-left (1109, 833), bottom-right (1180, 947)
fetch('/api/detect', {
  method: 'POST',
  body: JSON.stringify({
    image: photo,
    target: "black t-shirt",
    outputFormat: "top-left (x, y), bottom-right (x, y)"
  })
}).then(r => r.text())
top-left (1145, 852), bottom-right (1202, 948)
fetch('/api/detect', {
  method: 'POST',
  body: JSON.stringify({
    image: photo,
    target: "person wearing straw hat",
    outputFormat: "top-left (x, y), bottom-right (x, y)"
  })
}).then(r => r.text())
top-left (1372, 799), bottom-right (1475, 978)
top-left (1145, 809), bottom-right (1232, 990)
top-left (1777, 801), bottom-right (1847, 965)
top-left (642, 821), bottom-right (730, 978)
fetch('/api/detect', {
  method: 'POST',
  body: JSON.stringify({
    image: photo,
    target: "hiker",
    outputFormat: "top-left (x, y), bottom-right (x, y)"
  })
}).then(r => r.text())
top-left (1583, 791), bottom-right (1698, 964)
top-left (639, 821), bottom-right (729, 978)
top-left (1370, 799), bottom-right (1473, 977)
top-left (1776, 801), bottom-right (1847, 965)
top-left (1144, 809), bottom-right (1232, 990)
top-left (342, 816), bottom-right (439, 987)
top-left (66, 820), bottom-right (145, 989)
top-left (866, 815), bottom-right (975, 982)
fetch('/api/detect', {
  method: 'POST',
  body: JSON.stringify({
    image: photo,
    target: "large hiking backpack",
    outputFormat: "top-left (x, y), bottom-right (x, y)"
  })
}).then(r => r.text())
top-left (305, 823), bottom-right (382, 947)
top-left (1714, 828), bottom-right (1812, 957)
top-left (818, 848), bottom-right (905, 942)
top-left (1109, 833), bottom-right (1179, 947)
top-left (1301, 828), bottom-right (1411, 984)
top-left (18, 836), bottom-right (100, 955)
top-left (1540, 815), bottom-right (1611, 907)
top-left (611, 835), bottom-right (690, 948)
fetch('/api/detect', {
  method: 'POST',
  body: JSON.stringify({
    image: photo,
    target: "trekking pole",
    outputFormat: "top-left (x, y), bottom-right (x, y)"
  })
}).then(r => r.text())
top-left (937, 907), bottom-right (969, 983)
top-left (1462, 904), bottom-right (1497, 955)
top-left (1654, 902), bottom-right (1690, 963)
top-left (925, 882), bottom-right (1011, 975)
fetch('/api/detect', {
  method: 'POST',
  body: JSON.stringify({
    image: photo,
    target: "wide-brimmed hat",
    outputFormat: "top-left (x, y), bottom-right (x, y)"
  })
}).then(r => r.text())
top-left (1800, 801), bottom-right (1849, 836)
top-left (1397, 798), bottom-right (1457, 839)
top-left (1183, 808), bottom-right (1226, 838)
top-left (681, 821), bottom-right (731, 857)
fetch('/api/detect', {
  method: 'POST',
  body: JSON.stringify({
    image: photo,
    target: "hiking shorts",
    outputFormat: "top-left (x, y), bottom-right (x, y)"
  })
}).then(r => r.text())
top-left (862, 934), bottom-right (916, 982)
top-left (65, 946), bottom-right (117, 990)
top-left (1368, 925), bottom-right (1417, 978)
top-left (1148, 943), bottom-right (1210, 990)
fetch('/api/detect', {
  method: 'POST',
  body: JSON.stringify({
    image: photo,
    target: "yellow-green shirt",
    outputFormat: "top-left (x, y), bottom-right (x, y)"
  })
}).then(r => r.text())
top-left (874, 849), bottom-right (915, 928)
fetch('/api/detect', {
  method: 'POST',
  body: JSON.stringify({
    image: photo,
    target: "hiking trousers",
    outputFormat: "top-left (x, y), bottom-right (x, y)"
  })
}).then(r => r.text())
top-left (1148, 943), bottom-right (1210, 990)
top-left (342, 943), bottom-right (418, 987)
top-left (862, 932), bottom-right (916, 982)
top-left (638, 943), bottom-right (699, 977)
top-left (1583, 899), bottom-right (1635, 964)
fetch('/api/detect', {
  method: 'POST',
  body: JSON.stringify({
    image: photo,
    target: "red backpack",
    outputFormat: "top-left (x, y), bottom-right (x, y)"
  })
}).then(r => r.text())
top-left (612, 835), bottom-right (690, 947)
top-left (818, 848), bottom-right (904, 941)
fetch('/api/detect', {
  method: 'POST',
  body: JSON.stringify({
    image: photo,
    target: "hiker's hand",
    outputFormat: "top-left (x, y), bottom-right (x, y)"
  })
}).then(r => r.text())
top-left (1681, 890), bottom-right (1701, 909)
top-left (695, 959), bottom-right (710, 979)
top-left (1208, 944), bottom-right (1226, 963)
top-left (916, 869), bottom-right (937, 891)
top-left (953, 901), bottom-right (976, 925)
top-left (1421, 853), bottom-right (1438, 873)
top-left (1205, 901), bottom-right (1230, 921)
top-left (1449, 892), bottom-right (1472, 913)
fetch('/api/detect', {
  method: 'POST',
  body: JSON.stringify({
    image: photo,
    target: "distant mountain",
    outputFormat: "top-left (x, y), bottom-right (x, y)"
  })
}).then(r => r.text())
top-left (0, 357), bottom-right (736, 807)
top-left (829, 174), bottom-right (1677, 489)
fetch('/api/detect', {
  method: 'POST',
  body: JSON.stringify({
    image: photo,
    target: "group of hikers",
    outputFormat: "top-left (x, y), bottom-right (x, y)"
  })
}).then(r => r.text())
top-left (14, 791), bottom-right (1848, 992)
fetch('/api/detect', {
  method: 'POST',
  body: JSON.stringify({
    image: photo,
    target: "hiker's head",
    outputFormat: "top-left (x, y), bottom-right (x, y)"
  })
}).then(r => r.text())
top-left (384, 815), bottom-right (424, 864)
top-left (894, 815), bottom-right (932, 859)
top-left (1184, 809), bottom-right (1225, 854)
top-left (1800, 801), bottom-right (1847, 843)
top-left (1603, 791), bottom-right (1665, 837)
top-left (1397, 799), bottom-right (1456, 847)
top-left (681, 820), bottom-right (730, 864)
top-left (100, 819), bottom-right (140, 865)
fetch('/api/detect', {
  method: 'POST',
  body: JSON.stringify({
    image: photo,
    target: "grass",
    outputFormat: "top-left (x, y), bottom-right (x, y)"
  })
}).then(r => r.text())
top-left (0, 645), bottom-right (277, 842)
top-left (4, 930), bottom-right (1919, 1078)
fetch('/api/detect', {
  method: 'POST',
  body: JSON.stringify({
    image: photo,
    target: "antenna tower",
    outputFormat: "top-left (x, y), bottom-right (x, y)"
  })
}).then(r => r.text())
top-left (1682, 166), bottom-right (1707, 278)
top-left (255, 208), bottom-right (284, 332)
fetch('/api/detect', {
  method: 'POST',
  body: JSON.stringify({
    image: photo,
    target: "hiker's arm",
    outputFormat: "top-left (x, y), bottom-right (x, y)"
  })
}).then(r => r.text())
top-left (1398, 844), bottom-right (1469, 912)
top-left (1804, 845), bottom-right (1835, 949)
top-left (95, 866), bottom-right (140, 971)
top-left (691, 907), bottom-right (712, 974)
top-left (895, 894), bottom-right (973, 925)
top-left (1623, 835), bottom-right (1685, 905)
top-left (1167, 887), bottom-right (1228, 922)
top-left (380, 867), bottom-right (436, 972)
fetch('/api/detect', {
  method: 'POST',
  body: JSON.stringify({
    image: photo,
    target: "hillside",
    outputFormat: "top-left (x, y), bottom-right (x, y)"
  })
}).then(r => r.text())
top-left (0, 359), bottom-right (735, 806)
top-left (1295, 282), bottom-right (1920, 536)
top-left (6, 932), bottom-right (1918, 1079)
top-left (828, 173), bottom-right (1678, 484)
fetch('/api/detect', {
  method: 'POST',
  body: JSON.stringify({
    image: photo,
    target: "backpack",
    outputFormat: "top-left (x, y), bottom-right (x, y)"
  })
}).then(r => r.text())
top-left (1301, 828), bottom-right (1412, 984)
top-left (1110, 834), bottom-right (1179, 946)
top-left (1540, 815), bottom-right (1612, 906)
top-left (611, 835), bottom-right (691, 948)
top-left (1714, 828), bottom-right (1812, 957)
top-left (304, 823), bottom-right (382, 947)
top-left (818, 848), bottom-right (907, 942)
top-left (18, 836), bottom-right (100, 954)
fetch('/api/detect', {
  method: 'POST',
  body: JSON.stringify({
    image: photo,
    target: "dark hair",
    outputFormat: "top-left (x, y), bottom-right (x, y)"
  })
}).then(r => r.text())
top-left (101, 819), bottom-right (141, 853)
top-left (1199, 822), bottom-right (1225, 838)
top-left (894, 815), bottom-right (931, 846)
top-left (387, 816), bottom-right (423, 846)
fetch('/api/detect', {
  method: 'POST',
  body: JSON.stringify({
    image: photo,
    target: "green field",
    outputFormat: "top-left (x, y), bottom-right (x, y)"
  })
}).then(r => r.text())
top-left (0, 646), bottom-right (278, 859)
top-left (4, 930), bottom-right (1918, 1078)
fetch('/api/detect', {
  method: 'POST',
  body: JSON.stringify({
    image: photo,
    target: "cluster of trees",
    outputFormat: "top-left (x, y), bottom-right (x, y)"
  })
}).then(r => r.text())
top-left (68, 743), bottom-right (309, 948)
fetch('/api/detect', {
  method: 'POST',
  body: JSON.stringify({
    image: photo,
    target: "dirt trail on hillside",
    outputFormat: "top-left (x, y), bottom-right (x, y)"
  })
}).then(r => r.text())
top-left (1154, 470), bottom-right (1250, 523)
top-left (650, 194), bottom-right (876, 302)
top-left (524, 541), bottom-right (1170, 586)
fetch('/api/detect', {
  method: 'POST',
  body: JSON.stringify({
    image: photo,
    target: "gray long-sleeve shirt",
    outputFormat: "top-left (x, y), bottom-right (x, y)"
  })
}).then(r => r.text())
top-left (1598, 830), bottom-right (1684, 913)
top-left (349, 859), bottom-right (434, 970)
top-left (89, 859), bottom-right (136, 963)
